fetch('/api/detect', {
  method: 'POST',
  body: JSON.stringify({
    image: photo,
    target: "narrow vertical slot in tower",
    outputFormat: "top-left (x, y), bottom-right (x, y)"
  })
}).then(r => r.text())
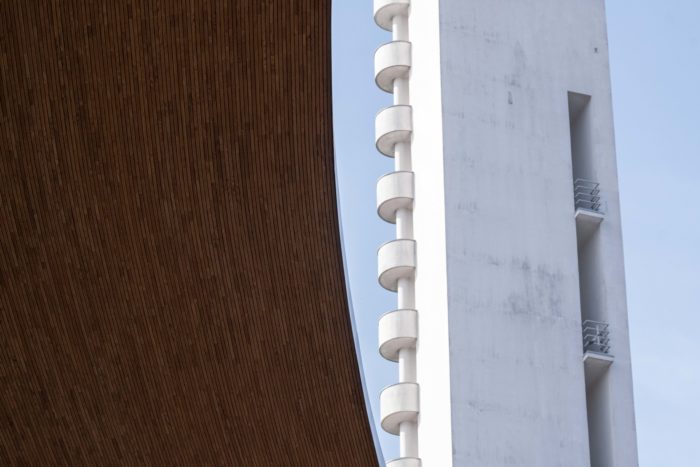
top-left (569, 92), bottom-right (614, 467)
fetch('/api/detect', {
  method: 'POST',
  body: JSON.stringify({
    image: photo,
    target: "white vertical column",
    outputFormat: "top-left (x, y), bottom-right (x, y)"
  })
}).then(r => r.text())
top-left (392, 14), bottom-right (408, 41)
top-left (390, 5), bottom-right (417, 463)
top-left (394, 142), bottom-right (411, 172)
top-left (373, 1), bottom-right (421, 465)
top-left (398, 277), bottom-right (418, 460)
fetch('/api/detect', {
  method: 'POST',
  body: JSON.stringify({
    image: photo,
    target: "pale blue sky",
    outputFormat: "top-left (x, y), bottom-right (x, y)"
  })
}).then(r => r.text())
top-left (332, 1), bottom-right (700, 464)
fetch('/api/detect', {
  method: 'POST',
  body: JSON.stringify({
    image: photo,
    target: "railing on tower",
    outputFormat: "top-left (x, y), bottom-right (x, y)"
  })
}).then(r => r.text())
top-left (574, 179), bottom-right (602, 213)
top-left (582, 320), bottom-right (610, 355)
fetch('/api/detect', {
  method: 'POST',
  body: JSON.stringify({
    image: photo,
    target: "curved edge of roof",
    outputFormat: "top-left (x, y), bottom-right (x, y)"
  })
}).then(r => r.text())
top-left (334, 151), bottom-right (385, 465)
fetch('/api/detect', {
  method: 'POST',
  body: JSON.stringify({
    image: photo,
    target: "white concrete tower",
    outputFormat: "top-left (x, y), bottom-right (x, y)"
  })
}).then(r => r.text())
top-left (374, 1), bottom-right (638, 466)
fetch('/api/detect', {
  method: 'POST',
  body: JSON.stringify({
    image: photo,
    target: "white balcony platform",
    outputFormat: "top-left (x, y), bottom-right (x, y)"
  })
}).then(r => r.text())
top-left (377, 171), bottom-right (414, 223)
top-left (575, 208), bottom-right (604, 249)
top-left (378, 239), bottom-right (416, 291)
top-left (583, 351), bottom-right (614, 388)
top-left (375, 105), bottom-right (412, 157)
top-left (387, 458), bottom-right (422, 467)
top-left (375, 41), bottom-right (412, 93)
top-left (380, 382), bottom-right (419, 435)
top-left (374, 0), bottom-right (410, 31)
top-left (378, 309), bottom-right (418, 362)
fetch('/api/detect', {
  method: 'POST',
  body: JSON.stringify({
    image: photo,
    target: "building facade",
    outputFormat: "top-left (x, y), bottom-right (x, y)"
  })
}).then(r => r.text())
top-left (373, 1), bottom-right (638, 465)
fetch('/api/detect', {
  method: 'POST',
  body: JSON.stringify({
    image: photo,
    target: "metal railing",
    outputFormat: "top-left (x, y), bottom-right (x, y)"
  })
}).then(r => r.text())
top-left (574, 179), bottom-right (602, 213)
top-left (582, 320), bottom-right (610, 354)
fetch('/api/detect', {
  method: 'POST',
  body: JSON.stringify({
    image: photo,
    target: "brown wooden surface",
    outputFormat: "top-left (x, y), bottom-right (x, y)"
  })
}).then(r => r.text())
top-left (0, 1), bottom-right (378, 465)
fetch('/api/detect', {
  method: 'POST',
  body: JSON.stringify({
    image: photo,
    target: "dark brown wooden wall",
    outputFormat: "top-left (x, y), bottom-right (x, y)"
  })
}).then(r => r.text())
top-left (0, 1), bottom-right (379, 465)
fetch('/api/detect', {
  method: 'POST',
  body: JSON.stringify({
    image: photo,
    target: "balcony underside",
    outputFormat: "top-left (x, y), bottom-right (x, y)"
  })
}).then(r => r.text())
top-left (583, 351), bottom-right (614, 388)
top-left (575, 208), bottom-right (604, 249)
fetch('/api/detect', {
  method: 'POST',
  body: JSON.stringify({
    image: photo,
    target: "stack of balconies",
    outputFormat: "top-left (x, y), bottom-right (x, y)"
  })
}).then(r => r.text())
top-left (572, 180), bottom-right (615, 389)
top-left (374, 1), bottom-right (421, 466)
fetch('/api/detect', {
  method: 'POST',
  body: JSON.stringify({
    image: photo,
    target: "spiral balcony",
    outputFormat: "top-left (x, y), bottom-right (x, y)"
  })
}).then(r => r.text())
top-left (375, 41), bottom-right (412, 93)
top-left (377, 171), bottom-right (414, 223)
top-left (379, 309), bottom-right (418, 362)
top-left (376, 105), bottom-right (413, 157)
top-left (380, 382), bottom-right (419, 435)
top-left (387, 458), bottom-right (422, 467)
top-left (378, 239), bottom-right (416, 292)
top-left (374, 0), bottom-right (411, 31)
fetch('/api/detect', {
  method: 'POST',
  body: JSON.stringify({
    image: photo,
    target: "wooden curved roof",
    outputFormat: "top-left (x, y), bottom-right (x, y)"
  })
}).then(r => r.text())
top-left (0, 1), bottom-right (379, 465)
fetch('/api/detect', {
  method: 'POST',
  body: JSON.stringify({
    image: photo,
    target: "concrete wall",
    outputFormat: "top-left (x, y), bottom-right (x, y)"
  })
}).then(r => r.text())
top-left (411, 0), bottom-right (638, 465)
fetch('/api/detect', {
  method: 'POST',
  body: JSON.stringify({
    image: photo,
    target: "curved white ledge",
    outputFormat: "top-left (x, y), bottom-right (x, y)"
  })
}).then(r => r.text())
top-left (378, 239), bottom-right (416, 292)
top-left (376, 105), bottom-right (412, 157)
top-left (374, 0), bottom-right (411, 31)
top-left (377, 171), bottom-right (414, 223)
top-left (380, 382), bottom-right (419, 435)
top-left (387, 458), bottom-right (422, 467)
top-left (379, 309), bottom-right (418, 362)
top-left (375, 41), bottom-right (412, 93)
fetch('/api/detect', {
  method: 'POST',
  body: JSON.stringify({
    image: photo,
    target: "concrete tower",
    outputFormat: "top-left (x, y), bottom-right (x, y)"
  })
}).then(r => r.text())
top-left (373, 1), bottom-right (638, 466)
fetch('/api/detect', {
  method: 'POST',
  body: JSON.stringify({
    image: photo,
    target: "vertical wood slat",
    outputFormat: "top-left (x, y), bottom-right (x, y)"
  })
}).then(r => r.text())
top-left (0, 1), bottom-right (378, 465)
